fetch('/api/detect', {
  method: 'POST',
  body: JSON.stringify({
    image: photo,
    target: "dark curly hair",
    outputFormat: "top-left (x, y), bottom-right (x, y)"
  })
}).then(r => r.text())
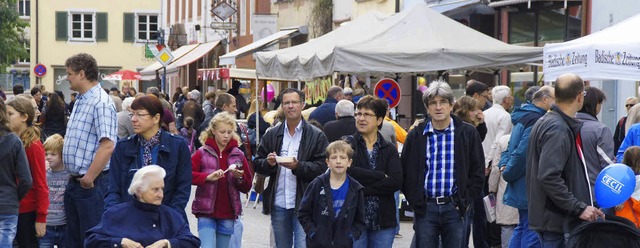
top-left (65, 53), bottom-right (99, 81)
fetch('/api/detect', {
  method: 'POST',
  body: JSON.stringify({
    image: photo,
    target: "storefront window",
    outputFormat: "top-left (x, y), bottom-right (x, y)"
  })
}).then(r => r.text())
top-left (509, 4), bottom-right (582, 46)
top-left (53, 67), bottom-right (119, 103)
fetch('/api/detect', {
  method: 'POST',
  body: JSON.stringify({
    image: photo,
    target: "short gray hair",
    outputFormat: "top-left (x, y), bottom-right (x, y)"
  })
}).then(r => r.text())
top-left (128, 165), bottom-right (166, 196)
top-left (532, 86), bottom-right (553, 103)
top-left (335, 100), bottom-right (354, 117)
top-left (422, 80), bottom-right (454, 107)
top-left (525, 86), bottom-right (541, 102)
top-left (492, 86), bottom-right (511, 105)
top-left (122, 97), bottom-right (134, 111)
top-left (146, 87), bottom-right (160, 98)
top-left (189, 89), bottom-right (201, 102)
top-left (327, 86), bottom-right (343, 99)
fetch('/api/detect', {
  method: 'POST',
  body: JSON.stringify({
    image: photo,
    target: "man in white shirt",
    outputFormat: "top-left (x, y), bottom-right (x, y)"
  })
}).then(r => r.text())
top-left (255, 88), bottom-right (329, 248)
top-left (482, 86), bottom-right (514, 169)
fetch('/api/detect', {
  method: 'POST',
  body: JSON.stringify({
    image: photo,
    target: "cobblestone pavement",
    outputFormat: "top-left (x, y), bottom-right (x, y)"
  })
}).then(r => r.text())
top-left (185, 186), bottom-right (415, 247)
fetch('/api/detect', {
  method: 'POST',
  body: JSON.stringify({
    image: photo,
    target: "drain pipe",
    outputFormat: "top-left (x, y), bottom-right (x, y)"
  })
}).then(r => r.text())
top-left (35, 0), bottom-right (39, 85)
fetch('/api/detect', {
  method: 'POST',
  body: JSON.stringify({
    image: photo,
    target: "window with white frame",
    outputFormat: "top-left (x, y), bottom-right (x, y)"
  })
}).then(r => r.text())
top-left (19, 40), bottom-right (29, 64)
top-left (70, 12), bottom-right (95, 41)
top-left (18, 0), bottom-right (30, 17)
top-left (137, 14), bottom-right (159, 42)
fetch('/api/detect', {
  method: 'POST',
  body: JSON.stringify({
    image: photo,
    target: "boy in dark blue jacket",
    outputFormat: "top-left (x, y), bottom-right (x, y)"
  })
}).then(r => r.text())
top-left (298, 140), bottom-right (365, 248)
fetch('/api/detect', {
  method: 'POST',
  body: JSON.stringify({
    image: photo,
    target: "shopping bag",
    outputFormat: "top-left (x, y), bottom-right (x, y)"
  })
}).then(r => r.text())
top-left (483, 193), bottom-right (497, 223)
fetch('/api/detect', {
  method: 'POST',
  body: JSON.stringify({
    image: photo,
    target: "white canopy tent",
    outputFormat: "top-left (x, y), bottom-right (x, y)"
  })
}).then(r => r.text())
top-left (543, 13), bottom-right (640, 82)
top-left (256, 3), bottom-right (542, 80)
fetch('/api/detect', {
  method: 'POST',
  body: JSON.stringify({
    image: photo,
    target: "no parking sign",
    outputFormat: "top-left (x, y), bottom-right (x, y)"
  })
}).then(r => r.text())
top-left (374, 78), bottom-right (401, 108)
top-left (34, 64), bottom-right (47, 77)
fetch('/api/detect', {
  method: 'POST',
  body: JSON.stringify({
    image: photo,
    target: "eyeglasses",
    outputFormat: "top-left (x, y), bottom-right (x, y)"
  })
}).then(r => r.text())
top-left (355, 112), bottom-right (376, 119)
top-left (627, 104), bottom-right (636, 108)
top-left (129, 112), bottom-right (152, 118)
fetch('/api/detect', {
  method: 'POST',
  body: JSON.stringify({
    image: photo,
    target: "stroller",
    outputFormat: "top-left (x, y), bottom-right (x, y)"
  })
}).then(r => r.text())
top-left (566, 215), bottom-right (640, 247)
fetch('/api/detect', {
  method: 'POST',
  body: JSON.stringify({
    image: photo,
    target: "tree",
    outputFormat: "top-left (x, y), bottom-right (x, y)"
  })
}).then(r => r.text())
top-left (0, 0), bottom-right (29, 70)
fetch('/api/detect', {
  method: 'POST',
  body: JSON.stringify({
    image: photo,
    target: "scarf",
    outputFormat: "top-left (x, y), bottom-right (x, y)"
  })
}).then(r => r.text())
top-left (139, 131), bottom-right (161, 166)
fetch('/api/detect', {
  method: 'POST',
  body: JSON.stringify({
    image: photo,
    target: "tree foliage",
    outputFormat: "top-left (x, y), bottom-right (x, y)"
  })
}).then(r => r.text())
top-left (0, 0), bottom-right (29, 70)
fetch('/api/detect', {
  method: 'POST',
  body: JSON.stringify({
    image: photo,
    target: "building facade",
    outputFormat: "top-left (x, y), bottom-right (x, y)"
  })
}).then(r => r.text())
top-left (30, 0), bottom-right (160, 100)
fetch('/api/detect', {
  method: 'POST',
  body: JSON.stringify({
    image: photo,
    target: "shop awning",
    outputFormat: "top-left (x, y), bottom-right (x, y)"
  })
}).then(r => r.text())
top-left (488, 0), bottom-right (577, 8)
top-left (166, 40), bottom-right (221, 71)
top-left (139, 44), bottom-right (199, 80)
top-left (219, 27), bottom-right (302, 66)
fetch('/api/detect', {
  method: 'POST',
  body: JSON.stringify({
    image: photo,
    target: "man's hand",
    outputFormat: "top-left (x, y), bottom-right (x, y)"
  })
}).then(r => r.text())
top-left (206, 169), bottom-right (225, 182)
top-left (280, 158), bottom-right (299, 170)
top-left (77, 176), bottom-right (95, 189)
top-left (267, 152), bottom-right (277, 167)
top-left (579, 206), bottom-right (605, 221)
top-left (121, 238), bottom-right (143, 248)
top-left (35, 222), bottom-right (46, 237)
top-left (146, 239), bottom-right (170, 248)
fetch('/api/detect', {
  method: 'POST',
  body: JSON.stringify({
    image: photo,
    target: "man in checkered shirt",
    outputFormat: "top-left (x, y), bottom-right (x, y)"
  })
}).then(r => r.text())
top-left (62, 53), bottom-right (117, 248)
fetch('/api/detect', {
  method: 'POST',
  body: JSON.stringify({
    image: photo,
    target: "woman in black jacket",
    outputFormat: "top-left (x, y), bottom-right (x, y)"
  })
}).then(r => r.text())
top-left (41, 93), bottom-right (67, 138)
top-left (345, 96), bottom-right (402, 248)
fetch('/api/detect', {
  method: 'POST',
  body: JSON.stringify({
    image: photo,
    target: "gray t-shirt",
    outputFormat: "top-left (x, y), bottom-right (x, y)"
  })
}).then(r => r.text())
top-left (46, 169), bottom-right (69, 226)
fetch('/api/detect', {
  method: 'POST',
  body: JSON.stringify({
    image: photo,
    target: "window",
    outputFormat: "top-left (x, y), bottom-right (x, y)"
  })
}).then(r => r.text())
top-left (18, 41), bottom-right (29, 64)
top-left (70, 12), bottom-right (95, 41)
top-left (18, 0), bottom-right (30, 17)
top-left (137, 14), bottom-right (159, 42)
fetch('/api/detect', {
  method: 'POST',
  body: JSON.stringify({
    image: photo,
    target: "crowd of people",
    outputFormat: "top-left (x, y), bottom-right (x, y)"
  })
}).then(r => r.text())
top-left (0, 52), bottom-right (638, 248)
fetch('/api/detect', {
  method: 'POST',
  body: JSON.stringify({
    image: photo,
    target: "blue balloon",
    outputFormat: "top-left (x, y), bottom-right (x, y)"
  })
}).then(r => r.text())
top-left (595, 163), bottom-right (636, 208)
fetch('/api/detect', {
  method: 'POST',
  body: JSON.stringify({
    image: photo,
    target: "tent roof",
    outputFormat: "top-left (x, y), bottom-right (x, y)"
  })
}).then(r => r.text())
top-left (256, 3), bottom-right (542, 80)
top-left (543, 13), bottom-right (640, 81)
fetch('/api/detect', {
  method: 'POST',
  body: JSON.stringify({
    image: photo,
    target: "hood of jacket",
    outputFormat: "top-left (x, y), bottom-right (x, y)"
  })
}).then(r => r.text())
top-left (511, 103), bottom-right (547, 125)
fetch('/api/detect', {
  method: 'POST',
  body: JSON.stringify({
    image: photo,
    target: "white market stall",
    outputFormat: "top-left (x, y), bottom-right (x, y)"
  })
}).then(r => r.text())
top-left (543, 13), bottom-right (640, 82)
top-left (256, 3), bottom-right (542, 80)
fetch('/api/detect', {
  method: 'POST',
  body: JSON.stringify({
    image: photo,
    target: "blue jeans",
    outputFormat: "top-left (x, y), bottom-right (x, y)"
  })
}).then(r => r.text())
top-left (228, 218), bottom-right (244, 248)
top-left (353, 227), bottom-right (395, 248)
top-left (39, 225), bottom-right (66, 248)
top-left (0, 214), bottom-right (17, 247)
top-left (394, 191), bottom-right (400, 235)
top-left (536, 231), bottom-right (564, 248)
top-left (64, 172), bottom-right (108, 248)
top-left (413, 202), bottom-right (466, 248)
top-left (271, 206), bottom-right (306, 248)
top-left (198, 217), bottom-right (234, 248)
top-left (509, 209), bottom-right (540, 248)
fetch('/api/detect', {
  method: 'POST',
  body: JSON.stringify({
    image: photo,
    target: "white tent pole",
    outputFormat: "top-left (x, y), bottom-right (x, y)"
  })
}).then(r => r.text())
top-left (255, 73), bottom-right (260, 146)
top-left (564, 0), bottom-right (567, 9)
top-left (528, 0), bottom-right (531, 9)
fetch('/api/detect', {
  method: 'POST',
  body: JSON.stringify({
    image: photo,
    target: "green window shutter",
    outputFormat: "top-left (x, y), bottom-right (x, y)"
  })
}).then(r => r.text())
top-left (55, 11), bottom-right (68, 41)
top-left (123, 13), bottom-right (135, 42)
top-left (96, 13), bottom-right (108, 41)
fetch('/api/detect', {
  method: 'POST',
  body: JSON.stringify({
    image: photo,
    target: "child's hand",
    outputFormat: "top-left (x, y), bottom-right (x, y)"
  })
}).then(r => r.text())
top-left (615, 203), bottom-right (625, 212)
top-left (206, 169), bottom-right (224, 182)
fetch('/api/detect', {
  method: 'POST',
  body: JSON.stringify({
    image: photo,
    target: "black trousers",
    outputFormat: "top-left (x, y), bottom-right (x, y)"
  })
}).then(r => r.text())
top-left (15, 211), bottom-right (38, 248)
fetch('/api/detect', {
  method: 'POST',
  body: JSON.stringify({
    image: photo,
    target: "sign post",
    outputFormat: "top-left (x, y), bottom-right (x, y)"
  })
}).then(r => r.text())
top-left (155, 48), bottom-right (175, 93)
top-left (374, 78), bottom-right (402, 109)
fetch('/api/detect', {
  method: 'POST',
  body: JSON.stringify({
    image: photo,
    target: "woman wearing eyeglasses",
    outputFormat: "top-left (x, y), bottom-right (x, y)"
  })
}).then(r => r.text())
top-left (105, 95), bottom-right (192, 221)
top-left (345, 95), bottom-right (402, 248)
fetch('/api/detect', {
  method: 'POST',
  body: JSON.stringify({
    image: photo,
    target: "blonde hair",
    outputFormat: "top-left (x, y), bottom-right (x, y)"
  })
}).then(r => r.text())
top-left (6, 97), bottom-right (40, 149)
top-left (199, 112), bottom-right (241, 146)
top-left (246, 99), bottom-right (266, 119)
top-left (327, 140), bottom-right (354, 159)
top-left (626, 104), bottom-right (640, 134)
top-left (43, 134), bottom-right (64, 155)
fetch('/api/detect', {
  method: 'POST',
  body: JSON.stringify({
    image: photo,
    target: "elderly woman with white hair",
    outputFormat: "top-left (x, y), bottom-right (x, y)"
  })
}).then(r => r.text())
top-left (86, 165), bottom-right (200, 247)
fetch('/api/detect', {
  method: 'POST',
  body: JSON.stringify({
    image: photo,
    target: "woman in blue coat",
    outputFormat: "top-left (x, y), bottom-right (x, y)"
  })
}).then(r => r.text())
top-left (105, 95), bottom-right (192, 219)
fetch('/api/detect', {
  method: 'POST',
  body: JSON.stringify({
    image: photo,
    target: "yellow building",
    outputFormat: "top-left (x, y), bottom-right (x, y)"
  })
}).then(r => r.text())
top-left (30, 0), bottom-right (161, 98)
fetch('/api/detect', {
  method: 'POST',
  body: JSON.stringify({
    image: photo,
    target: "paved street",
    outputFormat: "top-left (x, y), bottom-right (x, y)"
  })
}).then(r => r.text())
top-left (185, 187), bottom-right (415, 247)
